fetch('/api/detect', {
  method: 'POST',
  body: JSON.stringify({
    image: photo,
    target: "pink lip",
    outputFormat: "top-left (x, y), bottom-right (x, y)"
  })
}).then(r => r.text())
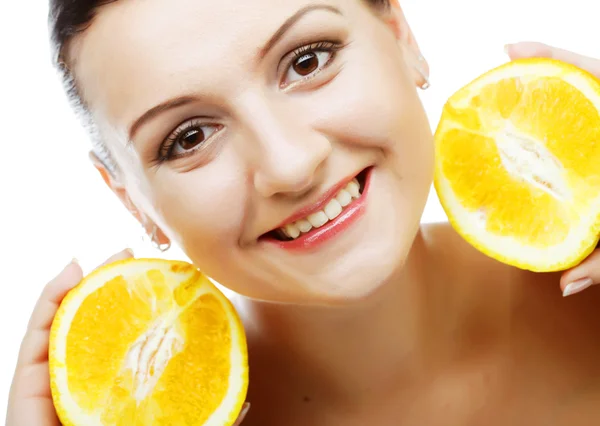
top-left (263, 167), bottom-right (373, 251)
top-left (275, 172), bottom-right (361, 229)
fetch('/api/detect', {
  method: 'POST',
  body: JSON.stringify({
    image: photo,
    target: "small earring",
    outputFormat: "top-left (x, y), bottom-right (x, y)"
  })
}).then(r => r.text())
top-left (149, 224), bottom-right (171, 252)
top-left (414, 63), bottom-right (431, 90)
top-left (412, 51), bottom-right (430, 90)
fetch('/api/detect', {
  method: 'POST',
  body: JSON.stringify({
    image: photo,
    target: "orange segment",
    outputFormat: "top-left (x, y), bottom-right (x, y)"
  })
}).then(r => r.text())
top-left (438, 127), bottom-right (571, 248)
top-left (434, 58), bottom-right (600, 271)
top-left (49, 258), bottom-right (248, 426)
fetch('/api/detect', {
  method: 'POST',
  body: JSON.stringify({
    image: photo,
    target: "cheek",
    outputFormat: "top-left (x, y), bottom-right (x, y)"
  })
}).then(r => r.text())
top-left (310, 40), bottom-right (431, 157)
top-left (152, 150), bottom-right (247, 256)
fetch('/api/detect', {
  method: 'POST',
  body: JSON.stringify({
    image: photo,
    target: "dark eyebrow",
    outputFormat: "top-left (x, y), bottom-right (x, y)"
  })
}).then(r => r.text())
top-left (128, 95), bottom-right (197, 141)
top-left (128, 4), bottom-right (342, 141)
top-left (259, 4), bottom-right (343, 58)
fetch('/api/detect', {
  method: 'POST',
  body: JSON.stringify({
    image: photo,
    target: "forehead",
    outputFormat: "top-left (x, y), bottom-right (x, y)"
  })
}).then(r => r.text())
top-left (72, 0), bottom-right (355, 128)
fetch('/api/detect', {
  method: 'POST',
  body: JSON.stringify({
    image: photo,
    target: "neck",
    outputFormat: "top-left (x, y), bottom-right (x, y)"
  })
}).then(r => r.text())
top-left (241, 229), bottom-right (458, 406)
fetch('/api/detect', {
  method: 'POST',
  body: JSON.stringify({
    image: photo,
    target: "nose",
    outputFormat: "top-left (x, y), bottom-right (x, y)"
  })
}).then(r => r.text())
top-left (239, 94), bottom-right (332, 198)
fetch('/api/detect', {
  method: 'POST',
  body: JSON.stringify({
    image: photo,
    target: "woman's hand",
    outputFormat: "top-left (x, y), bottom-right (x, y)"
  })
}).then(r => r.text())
top-left (505, 41), bottom-right (600, 76)
top-left (6, 250), bottom-right (134, 425)
top-left (505, 41), bottom-right (600, 297)
top-left (6, 248), bottom-right (250, 425)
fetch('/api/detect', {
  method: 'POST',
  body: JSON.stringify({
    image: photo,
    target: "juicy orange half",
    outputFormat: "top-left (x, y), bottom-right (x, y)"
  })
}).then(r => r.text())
top-left (49, 258), bottom-right (248, 426)
top-left (434, 58), bottom-right (600, 272)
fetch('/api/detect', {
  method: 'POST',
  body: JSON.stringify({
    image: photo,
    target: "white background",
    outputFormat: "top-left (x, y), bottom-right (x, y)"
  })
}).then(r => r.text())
top-left (0, 0), bottom-right (597, 420)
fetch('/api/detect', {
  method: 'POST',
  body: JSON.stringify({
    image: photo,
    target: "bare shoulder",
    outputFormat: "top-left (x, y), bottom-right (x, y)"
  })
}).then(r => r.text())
top-left (421, 221), bottom-right (600, 317)
top-left (422, 223), bottom-right (600, 412)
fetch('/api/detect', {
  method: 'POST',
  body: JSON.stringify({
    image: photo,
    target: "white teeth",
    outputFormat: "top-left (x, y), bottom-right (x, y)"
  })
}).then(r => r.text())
top-left (284, 223), bottom-right (301, 239)
top-left (324, 199), bottom-right (343, 220)
top-left (276, 175), bottom-right (365, 240)
top-left (307, 211), bottom-right (329, 228)
top-left (346, 180), bottom-right (360, 198)
top-left (296, 219), bottom-right (313, 233)
top-left (336, 189), bottom-right (352, 207)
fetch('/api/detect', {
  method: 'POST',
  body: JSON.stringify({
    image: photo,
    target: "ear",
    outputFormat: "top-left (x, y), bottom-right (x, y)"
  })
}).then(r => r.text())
top-left (89, 151), bottom-right (171, 246)
top-left (384, 2), bottom-right (430, 89)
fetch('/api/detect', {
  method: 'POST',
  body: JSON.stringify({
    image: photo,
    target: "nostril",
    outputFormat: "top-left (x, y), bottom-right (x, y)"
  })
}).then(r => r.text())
top-left (254, 168), bottom-right (316, 199)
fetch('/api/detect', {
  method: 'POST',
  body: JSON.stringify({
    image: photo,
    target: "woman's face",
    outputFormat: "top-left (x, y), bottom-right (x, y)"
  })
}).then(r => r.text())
top-left (72, 0), bottom-right (434, 304)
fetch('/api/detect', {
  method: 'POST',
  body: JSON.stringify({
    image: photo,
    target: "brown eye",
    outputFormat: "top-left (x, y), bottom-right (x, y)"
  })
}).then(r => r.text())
top-left (179, 128), bottom-right (205, 150)
top-left (293, 53), bottom-right (319, 76)
top-left (284, 49), bottom-right (335, 86)
top-left (162, 122), bottom-right (221, 160)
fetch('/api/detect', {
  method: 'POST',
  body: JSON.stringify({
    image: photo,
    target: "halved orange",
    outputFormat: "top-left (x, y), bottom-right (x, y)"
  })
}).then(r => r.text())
top-left (49, 258), bottom-right (248, 426)
top-left (434, 58), bottom-right (600, 272)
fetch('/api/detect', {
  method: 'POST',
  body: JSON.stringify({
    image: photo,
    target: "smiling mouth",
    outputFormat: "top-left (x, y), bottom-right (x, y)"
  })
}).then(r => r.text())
top-left (267, 169), bottom-right (368, 242)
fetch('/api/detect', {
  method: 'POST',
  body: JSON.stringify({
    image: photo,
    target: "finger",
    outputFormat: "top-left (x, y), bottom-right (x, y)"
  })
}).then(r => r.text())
top-left (6, 394), bottom-right (60, 426)
top-left (19, 248), bottom-right (133, 368)
top-left (8, 249), bottom-right (135, 426)
top-left (505, 42), bottom-right (600, 78)
top-left (10, 362), bottom-right (51, 400)
top-left (232, 403), bottom-right (251, 426)
top-left (26, 261), bottom-right (82, 331)
top-left (8, 360), bottom-right (59, 425)
top-left (97, 247), bottom-right (134, 269)
top-left (18, 260), bottom-right (82, 368)
top-left (560, 249), bottom-right (600, 296)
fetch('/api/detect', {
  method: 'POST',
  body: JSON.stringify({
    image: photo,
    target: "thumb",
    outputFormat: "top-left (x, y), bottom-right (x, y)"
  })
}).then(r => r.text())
top-left (504, 41), bottom-right (600, 78)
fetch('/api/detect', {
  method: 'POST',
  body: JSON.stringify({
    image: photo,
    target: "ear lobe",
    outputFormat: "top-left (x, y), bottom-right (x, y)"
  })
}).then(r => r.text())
top-left (150, 226), bottom-right (171, 249)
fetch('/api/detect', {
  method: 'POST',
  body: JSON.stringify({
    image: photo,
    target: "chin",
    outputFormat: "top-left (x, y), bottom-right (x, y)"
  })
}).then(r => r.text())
top-left (249, 166), bottom-right (425, 306)
top-left (309, 222), bottom-right (419, 306)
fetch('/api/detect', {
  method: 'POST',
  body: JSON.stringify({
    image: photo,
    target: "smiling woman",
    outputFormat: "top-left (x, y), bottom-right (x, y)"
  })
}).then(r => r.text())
top-left (7, 0), bottom-right (600, 425)
top-left (48, 0), bottom-right (434, 305)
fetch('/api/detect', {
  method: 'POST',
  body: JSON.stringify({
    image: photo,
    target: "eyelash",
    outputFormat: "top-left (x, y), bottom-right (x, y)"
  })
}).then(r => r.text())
top-left (158, 119), bottom-right (218, 162)
top-left (281, 40), bottom-right (344, 86)
top-left (157, 40), bottom-right (345, 163)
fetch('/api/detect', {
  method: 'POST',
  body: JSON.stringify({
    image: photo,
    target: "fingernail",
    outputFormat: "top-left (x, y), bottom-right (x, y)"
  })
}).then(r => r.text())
top-left (125, 248), bottom-right (134, 257)
top-left (70, 257), bottom-right (79, 266)
top-left (504, 44), bottom-right (511, 55)
top-left (241, 402), bottom-right (251, 414)
top-left (563, 278), bottom-right (594, 297)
